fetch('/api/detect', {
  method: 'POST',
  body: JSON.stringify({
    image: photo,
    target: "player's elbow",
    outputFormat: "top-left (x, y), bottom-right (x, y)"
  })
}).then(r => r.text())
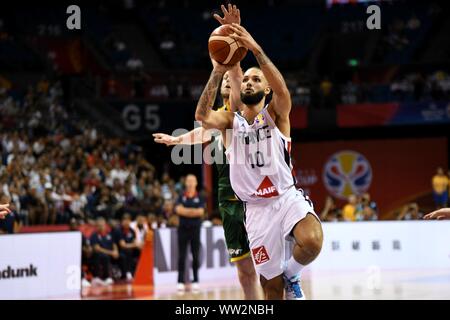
top-left (195, 111), bottom-right (206, 123)
top-left (195, 113), bottom-right (203, 122)
top-left (273, 87), bottom-right (291, 102)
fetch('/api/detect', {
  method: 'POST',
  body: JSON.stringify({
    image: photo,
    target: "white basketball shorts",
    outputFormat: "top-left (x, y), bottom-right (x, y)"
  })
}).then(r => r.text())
top-left (244, 186), bottom-right (320, 280)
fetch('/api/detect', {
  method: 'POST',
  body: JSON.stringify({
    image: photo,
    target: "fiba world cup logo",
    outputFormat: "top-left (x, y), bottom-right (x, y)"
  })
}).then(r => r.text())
top-left (323, 150), bottom-right (372, 200)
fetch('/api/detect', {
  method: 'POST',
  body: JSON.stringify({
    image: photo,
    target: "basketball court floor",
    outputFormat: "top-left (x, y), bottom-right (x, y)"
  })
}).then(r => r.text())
top-left (80, 268), bottom-right (450, 300)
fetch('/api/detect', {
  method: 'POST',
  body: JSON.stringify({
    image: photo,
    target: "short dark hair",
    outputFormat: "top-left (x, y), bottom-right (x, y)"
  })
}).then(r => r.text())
top-left (96, 217), bottom-right (106, 223)
top-left (122, 213), bottom-right (132, 221)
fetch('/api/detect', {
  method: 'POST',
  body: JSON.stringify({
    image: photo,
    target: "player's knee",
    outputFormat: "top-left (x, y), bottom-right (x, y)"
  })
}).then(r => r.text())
top-left (302, 228), bottom-right (323, 257)
top-left (237, 265), bottom-right (257, 287)
top-left (296, 221), bottom-right (323, 257)
top-left (236, 258), bottom-right (257, 282)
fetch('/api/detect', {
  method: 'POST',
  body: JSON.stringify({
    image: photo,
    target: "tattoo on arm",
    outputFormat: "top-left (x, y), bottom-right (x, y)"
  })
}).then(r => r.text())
top-left (255, 51), bottom-right (272, 66)
top-left (196, 70), bottom-right (224, 119)
top-left (255, 50), bottom-right (288, 95)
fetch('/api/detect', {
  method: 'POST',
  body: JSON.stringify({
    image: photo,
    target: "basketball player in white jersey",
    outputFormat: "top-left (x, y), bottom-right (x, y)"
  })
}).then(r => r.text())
top-left (154, 4), bottom-right (263, 300)
top-left (0, 203), bottom-right (11, 219)
top-left (195, 24), bottom-right (323, 300)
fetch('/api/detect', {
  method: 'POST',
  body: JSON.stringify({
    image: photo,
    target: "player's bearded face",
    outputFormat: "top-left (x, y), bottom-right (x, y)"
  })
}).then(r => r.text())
top-left (240, 89), bottom-right (265, 105)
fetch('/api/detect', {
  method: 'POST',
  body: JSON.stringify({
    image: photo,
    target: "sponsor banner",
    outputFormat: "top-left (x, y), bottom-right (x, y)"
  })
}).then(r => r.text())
top-left (311, 220), bottom-right (450, 270)
top-left (154, 222), bottom-right (450, 287)
top-left (293, 137), bottom-right (447, 215)
top-left (308, 221), bottom-right (450, 299)
top-left (154, 227), bottom-right (237, 285)
top-left (391, 101), bottom-right (450, 125)
top-left (0, 232), bottom-right (81, 299)
top-left (337, 101), bottom-right (450, 127)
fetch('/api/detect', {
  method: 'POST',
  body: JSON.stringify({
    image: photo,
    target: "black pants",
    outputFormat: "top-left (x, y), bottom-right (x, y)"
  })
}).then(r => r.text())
top-left (177, 225), bottom-right (201, 284)
top-left (119, 248), bottom-right (140, 277)
top-left (92, 252), bottom-right (113, 280)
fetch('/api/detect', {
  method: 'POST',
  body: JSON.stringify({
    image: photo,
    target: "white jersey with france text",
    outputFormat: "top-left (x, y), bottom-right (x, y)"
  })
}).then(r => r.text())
top-left (225, 105), bottom-right (296, 203)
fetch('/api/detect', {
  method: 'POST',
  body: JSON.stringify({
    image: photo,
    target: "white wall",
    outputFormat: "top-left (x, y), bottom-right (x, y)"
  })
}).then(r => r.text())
top-left (0, 232), bottom-right (81, 299)
top-left (312, 221), bottom-right (450, 270)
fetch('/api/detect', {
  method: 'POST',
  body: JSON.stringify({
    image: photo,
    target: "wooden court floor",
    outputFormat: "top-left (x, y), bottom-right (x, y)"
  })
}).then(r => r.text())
top-left (81, 268), bottom-right (450, 300)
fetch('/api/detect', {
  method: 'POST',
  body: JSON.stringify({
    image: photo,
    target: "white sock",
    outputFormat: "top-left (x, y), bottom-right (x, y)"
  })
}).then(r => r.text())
top-left (284, 256), bottom-right (305, 279)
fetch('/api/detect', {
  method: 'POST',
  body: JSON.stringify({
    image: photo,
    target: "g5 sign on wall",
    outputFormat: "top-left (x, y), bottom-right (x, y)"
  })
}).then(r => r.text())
top-left (323, 150), bottom-right (372, 200)
top-left (122, 104), bottom-right (161, 131)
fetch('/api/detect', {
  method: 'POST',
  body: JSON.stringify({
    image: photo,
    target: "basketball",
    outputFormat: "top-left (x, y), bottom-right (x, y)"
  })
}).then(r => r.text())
top-left (208, 25), bottom-right (248, 66)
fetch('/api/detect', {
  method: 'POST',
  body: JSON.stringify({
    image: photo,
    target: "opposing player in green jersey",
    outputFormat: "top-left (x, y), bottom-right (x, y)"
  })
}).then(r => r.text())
top-left (153, 71), bottom-right (262, 299)
top-left (153, 4), bottom-right (262, 299)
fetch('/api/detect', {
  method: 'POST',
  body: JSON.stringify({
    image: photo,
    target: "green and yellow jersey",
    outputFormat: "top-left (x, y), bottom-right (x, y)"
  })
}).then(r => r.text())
top-left (212, 103), bottom-right (238, 203)
top-left (212, 103), bottom-right (250, 263)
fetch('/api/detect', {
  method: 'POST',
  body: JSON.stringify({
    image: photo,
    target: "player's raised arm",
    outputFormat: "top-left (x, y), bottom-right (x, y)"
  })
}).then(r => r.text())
top-left (227, 64), bottom-right (244, 112)
top-left (229, 23), bottom-right (291, 117)
top-left (195, 62), bottom-right (234, 130)
top-left (153, 127), bottom-right (213, 146)
top-left (213, 4), bottom-right (244, 112)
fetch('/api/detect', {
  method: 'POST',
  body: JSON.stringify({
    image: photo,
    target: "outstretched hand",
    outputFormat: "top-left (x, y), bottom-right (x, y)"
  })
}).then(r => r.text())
top-left (213, 3), bottom-right (240, 25)
top-left (423, 208), bottom-right (450, 220)
top-left (153, 133), bottom-right (180, 146)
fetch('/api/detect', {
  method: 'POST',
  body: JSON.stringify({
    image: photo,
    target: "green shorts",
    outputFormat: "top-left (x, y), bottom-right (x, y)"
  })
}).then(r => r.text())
top-left (219, 200), bottom-right (251, 263)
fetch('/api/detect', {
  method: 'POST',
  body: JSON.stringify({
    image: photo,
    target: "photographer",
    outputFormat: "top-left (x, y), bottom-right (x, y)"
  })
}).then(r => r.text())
top-left (355, 193), bottom-right (378, 221)
top-left (397, 203), bottom-right (423, 220)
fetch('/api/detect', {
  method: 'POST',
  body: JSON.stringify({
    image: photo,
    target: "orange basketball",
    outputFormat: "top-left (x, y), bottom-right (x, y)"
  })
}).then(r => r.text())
top-left (208, 25), bottom-right (248, 66)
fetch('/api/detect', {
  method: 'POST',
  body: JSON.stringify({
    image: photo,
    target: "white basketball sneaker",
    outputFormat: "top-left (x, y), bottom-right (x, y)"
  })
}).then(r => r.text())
top-left (126, 272), bottom-right (133, 281)
top-left (103, 278), bottom-right (114, 286)
top-left (191, 282), bottom-right (200, 293)
top-left (81, 278), bottom-right (91, 288)
top-left (177, 283), bottom-right (186, 293)
top-left (91, 277), bottom-right (104, 286)
top-left (283, 274), bottom-right (306, 300)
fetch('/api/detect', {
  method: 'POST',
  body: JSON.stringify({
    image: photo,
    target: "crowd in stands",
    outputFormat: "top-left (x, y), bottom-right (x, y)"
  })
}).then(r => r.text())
top-left (320, 193), bottom-right (380, 222)
top-left (319, 193), bottom-right (426, 222)
top-left (99, 67), bottom-right (450, 107)
top-left (295, 69), bottom-right (450, 108)
top-left (389, 70), bottom-right (450, 102)
top-left (0, 75), bottom-right (220, 285)
top-left (0, 76), bottom-right (219, 235)
top-left (103, 33), bottom-right (145, 73)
